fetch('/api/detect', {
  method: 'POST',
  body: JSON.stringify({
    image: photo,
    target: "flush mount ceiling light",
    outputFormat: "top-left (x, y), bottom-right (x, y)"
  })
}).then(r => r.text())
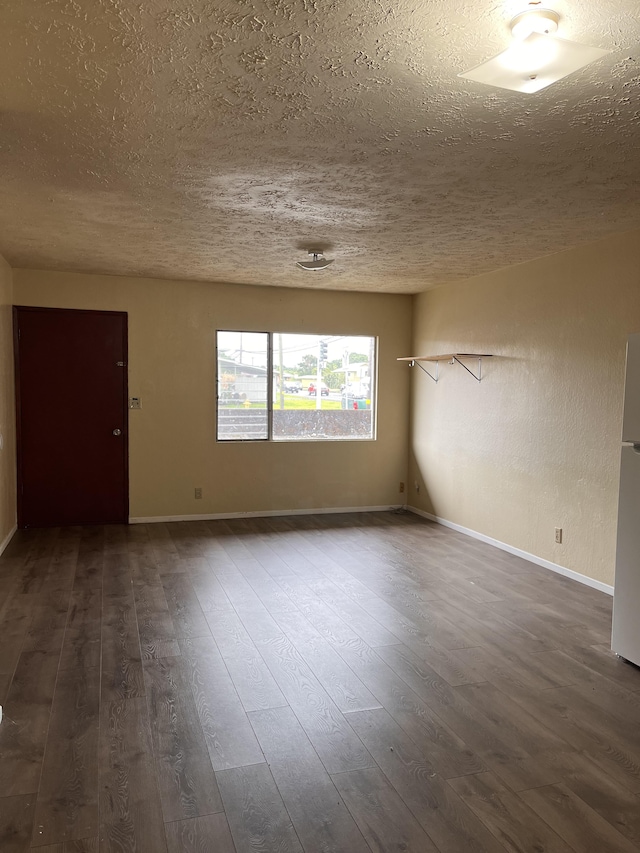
top-left (296, 251), bottom-right (334, 271)
top-left (459, 7), bottom-right (610, 94)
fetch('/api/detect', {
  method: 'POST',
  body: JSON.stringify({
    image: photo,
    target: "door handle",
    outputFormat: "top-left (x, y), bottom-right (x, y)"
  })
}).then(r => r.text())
top-left (112, 429), bottom-right (122, 436)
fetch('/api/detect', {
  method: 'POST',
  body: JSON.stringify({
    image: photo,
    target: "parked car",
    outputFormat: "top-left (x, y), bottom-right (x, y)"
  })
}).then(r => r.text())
top-left (308, 382), bottom-right (329, 396)
top-left (283, 382), bottom-right (301, 393)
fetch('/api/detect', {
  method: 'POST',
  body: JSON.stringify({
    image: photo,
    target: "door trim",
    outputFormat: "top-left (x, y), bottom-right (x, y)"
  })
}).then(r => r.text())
top-left (13, 305), bottom-right (129, 527)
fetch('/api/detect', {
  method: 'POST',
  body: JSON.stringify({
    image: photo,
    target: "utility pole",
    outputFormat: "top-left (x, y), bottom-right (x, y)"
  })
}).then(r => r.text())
top-left (278, 334), bottom-right (285, 410)
top-left (343, 348), bottom-right (350, 409)
top-left (316, 340), bottom-right (323, 410)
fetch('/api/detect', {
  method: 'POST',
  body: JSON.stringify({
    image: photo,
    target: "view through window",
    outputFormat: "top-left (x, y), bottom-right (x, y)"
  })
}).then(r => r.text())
top-left (217, 332), bottom-right (376, 441)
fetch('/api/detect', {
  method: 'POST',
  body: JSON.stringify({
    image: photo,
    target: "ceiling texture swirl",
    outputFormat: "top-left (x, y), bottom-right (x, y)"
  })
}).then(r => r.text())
top-left (1, 0), bottom-right (639, 292)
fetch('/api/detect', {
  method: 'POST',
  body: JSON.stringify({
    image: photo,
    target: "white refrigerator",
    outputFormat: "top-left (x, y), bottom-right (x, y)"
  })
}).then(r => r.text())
top-left (612, 332), bottom-right (640, 666)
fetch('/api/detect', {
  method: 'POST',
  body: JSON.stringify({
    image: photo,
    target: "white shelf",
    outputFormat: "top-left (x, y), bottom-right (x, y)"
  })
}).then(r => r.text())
top-left (397, 353), bottom-right (492, 382)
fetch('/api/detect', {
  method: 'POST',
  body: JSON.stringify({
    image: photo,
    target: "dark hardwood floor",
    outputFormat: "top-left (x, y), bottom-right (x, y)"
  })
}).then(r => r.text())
top-left (1, 511), bottom-right (639, 853)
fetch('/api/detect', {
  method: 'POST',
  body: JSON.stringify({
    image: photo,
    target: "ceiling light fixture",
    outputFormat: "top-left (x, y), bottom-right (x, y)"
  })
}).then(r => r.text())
top-left (296, 251), bottom-right (334, 271)
top-left (459, 7), bottom-right (609, 94)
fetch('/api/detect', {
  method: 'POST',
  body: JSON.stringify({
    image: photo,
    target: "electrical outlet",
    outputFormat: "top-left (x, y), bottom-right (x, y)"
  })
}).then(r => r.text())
top-left (194, 487), bottom-right (202, 499)
top-left (399, 482), bottom-right (405, 493)
top-left (129, 397), bottom-right (141, 409)
top-left (555, 527), bottom-right (562, 544)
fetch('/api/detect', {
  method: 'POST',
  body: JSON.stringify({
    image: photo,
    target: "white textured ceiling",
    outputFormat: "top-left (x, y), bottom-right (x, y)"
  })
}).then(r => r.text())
top-left (1, 0), bottom-right (639, 293)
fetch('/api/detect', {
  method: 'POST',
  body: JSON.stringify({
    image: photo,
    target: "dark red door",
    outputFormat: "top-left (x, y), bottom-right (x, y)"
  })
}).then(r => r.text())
top-left (14, 306), bottom-right (128, 527)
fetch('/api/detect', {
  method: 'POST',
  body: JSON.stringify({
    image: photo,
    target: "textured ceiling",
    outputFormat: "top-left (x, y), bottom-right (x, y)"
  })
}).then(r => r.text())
top-left (1, 0), bottom-right (639, 293)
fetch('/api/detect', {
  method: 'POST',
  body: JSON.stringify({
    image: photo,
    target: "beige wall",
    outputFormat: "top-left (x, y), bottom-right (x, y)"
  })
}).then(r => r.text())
top-left (14, 269), bottom-right (411, 520)
top-left (0, 253), bottom-right (16, 550)
top-left (409, 227), bottom-right (640, 586)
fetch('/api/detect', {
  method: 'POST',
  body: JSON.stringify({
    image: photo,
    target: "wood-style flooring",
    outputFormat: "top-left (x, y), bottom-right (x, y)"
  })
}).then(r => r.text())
top-left (1, 511), bottom-right (639, 853)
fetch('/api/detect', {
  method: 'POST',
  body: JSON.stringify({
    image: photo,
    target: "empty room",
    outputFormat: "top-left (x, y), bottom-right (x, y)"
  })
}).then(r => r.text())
top-left (1, 2), bottom-right (640, 852)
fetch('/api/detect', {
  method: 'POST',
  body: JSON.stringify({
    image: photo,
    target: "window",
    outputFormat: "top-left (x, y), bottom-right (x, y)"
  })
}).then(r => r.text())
top-left (216, 331), bottom-right (376, 442)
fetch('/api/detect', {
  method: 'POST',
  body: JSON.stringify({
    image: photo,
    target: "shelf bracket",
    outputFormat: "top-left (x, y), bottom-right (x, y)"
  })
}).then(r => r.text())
top-left (410, 359), bottom-right (438, 383)
top-left (452, 356), bottom-right (483, 382)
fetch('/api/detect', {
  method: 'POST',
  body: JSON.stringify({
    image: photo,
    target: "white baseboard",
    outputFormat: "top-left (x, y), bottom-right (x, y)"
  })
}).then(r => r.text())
top-left (0, 524), bottom-right (17, 557)
top-left (407, 506), bottom-right (614, 597)
top-left (130, 505), bottom-right (400, 524)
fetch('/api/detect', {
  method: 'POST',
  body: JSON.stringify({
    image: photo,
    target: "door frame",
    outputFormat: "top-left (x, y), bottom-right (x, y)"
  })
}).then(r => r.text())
top-left (13, 305), bottom-right (130, 527)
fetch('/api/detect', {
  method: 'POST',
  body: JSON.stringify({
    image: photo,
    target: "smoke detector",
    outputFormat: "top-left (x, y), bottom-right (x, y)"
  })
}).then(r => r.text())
top-left (296, 251), bottom-right (334, 271)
